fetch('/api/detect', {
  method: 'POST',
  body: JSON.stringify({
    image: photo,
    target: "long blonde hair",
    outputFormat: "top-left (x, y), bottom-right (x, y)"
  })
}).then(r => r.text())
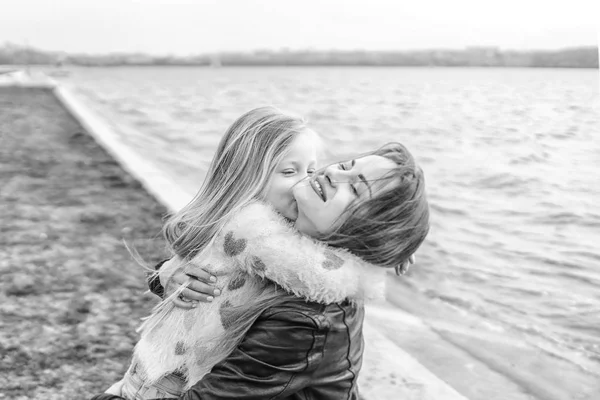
top-left (140, 107), bottom-right (309, 356)
top-left (164, 106), bottom-right (307, 260)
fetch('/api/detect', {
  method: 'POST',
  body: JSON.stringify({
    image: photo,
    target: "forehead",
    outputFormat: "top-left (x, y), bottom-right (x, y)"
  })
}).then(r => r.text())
top-left (356, 155), bottom-right (396, 178)
top-left (282, 130), bottom-right (319, 160)
top-left (355, 155), bottom-right (399, 196)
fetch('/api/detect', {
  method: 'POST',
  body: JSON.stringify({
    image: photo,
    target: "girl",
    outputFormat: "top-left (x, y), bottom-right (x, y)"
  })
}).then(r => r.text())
top-left (107, 107), bottom-right (428, 399)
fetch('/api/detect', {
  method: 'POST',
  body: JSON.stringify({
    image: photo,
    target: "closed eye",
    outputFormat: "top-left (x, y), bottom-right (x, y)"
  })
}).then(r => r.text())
top-left (307, 168), bottom-right (316, 175)
top-left (339, 160), bottom-right (353, 171)
top-left (283, 169), bottom-right (296, 176)
top-left (339, 161), bottom-right (358, 195)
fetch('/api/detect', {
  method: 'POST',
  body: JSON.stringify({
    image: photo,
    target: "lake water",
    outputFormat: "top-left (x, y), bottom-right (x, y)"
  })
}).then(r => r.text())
top-left (50, 66), bottom-right (599, 395)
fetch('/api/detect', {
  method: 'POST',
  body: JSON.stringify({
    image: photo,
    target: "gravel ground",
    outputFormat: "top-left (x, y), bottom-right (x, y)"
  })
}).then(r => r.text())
top-left (0, 87), bottom-right (169, 400)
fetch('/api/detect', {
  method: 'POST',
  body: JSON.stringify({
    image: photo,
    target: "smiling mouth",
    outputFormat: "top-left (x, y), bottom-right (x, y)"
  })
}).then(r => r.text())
top-left (310, 176), bottom-right (327, 202)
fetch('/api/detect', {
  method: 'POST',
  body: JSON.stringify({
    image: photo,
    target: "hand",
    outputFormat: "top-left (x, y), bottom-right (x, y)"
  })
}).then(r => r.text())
top-left (105, 378), bottom-right (124, 396)
top-left (395, 254), bottom-right (416, 276)
top-left (163, 264), bottom-right (221, 309)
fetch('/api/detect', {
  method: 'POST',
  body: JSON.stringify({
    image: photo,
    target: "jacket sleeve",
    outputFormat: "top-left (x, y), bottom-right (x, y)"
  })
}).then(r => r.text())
top-left (147, 259), bottom-right (169, 298)
top-left (90, 395), bottom-right (125, 400)
top-left (179, 308), bottom-right (327, 400)
top-left (217, 202), bottom-right (383, 304)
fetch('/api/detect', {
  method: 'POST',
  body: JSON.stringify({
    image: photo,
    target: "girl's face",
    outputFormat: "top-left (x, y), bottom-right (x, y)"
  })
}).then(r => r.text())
top-left (293, 155), bottom-right (397, 237)
top-left (264, 130), bottom-right (319, 221)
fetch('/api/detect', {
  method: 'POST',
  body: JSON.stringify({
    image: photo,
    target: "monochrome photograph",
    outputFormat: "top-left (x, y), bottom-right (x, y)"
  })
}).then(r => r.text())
top-left (1, 1), bottom-right (598, 399)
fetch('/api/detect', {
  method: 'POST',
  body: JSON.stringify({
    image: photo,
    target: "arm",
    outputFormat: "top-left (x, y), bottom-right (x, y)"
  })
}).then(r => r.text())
top-left (90, 395), bottom-right (125, 400)
top-left (218, 202), bottom-right (385, 303)
top-left (179, 306), bottom-right (325, 400)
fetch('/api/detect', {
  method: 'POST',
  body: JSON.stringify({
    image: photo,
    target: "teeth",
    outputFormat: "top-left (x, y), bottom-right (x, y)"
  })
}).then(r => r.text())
top-left (314, 180), bottom-right (323, 196)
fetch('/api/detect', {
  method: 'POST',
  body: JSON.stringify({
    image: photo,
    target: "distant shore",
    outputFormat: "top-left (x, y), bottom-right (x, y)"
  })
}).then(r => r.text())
top-left (1, 44), bottom-right (598, 68)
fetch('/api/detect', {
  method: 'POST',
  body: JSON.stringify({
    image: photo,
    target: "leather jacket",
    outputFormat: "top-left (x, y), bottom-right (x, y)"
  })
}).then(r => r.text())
top-left (148, 261), bottom-right (366, 400)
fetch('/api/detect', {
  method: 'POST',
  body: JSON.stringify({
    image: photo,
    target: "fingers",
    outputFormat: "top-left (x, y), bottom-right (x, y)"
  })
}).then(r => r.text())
top-left (183, 267), bottom-right (217, 284)
top-left (187, 278), bottom-right (221, 298)
top-left (172, 288), bottom-right (218, 309)
top-left (395, 264), bottom-right (401, 276)
top-left (395, 259), bottom-right (412, 276)
top-left (173, 295), bottom-right (197, 309)
top-left (180, 285), bottom-right (219, 303)
top-left (394, 254), bottom-right (419, 276)
top-left (400, 261), bottom-right (410, 275)
top-left (172, 270), bottom-right (218, 293)
top-left (167, 268), bottom-right (221, 308)
top-left (395, 262), bottom-right (406, 276)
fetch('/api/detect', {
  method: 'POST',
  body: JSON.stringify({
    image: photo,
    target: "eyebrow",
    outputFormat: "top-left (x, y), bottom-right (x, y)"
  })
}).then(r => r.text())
top-left (358, 173), bottom-right (372, 197)
top-left (284, 161), bottom-right (305, 167)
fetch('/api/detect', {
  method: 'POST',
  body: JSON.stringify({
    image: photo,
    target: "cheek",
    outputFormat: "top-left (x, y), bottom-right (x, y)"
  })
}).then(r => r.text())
top-left (265, 178), bottom-right (294, 206)
top-left (315, 194), bottom-right (353, 232)
top-left (293, 202), bottom-right (319, 236)
top-left (293, 182), bottom-right (317, 210)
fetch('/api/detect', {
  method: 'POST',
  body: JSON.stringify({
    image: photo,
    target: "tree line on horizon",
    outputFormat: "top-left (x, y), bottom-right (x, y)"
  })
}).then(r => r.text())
top-left (0, 44), bottom-right (597, 68)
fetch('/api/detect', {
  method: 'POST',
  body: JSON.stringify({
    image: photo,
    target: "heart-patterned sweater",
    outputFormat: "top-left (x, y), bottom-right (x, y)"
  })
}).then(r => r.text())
top-left (129, 201), bottom-right (386, 390)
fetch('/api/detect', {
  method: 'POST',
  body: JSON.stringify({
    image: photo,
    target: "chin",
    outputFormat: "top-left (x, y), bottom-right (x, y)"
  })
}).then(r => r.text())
top-left (293, 217), bottom-right (306, 233)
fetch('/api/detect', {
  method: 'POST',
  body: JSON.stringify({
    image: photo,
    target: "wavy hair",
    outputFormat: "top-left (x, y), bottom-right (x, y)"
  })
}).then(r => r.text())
top-left (321, 142), bottom-right (430, 269)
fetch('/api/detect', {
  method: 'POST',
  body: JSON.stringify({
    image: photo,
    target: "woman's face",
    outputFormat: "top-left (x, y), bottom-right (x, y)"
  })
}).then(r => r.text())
top-left (293, 155), bottom-right (397, 237)
top-left (264, 130), bottom-right (319, 221)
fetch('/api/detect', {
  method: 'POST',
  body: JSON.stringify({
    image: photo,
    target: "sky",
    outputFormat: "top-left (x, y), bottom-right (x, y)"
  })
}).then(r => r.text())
top-left (1, 0), bottom-right (598, 55)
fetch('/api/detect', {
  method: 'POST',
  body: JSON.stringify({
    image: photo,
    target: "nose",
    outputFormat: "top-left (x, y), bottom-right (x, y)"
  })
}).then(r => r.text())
top-left (323, 164), bottom-right (349, 187)
top-left (297, 171), bottom-right (308, 184)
